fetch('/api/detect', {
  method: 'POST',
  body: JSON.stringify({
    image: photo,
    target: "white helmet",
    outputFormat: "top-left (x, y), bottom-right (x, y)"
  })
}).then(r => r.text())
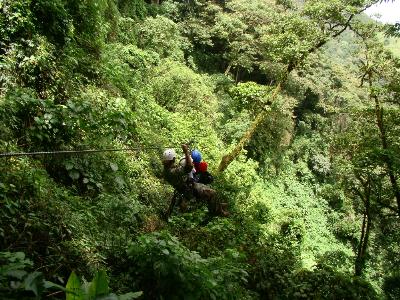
top-left (163, 149), bottom-right (176, 161)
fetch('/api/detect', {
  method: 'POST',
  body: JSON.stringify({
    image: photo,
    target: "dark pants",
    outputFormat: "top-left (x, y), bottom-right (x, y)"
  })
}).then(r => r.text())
top-left (166, 183), bottom-right (222, 218)
top-left (193, 183), bottom-right (222, 216)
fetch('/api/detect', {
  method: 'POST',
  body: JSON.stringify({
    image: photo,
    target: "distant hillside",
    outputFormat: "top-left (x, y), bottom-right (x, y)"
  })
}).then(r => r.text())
top-left (381, 34), bottom-right (400, 57)
top-left (360, 12), bottom-right (400, 57)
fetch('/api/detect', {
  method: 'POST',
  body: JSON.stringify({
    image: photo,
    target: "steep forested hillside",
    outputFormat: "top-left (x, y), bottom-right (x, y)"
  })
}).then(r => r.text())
top-left (1, 1), bottom-right (399, 299)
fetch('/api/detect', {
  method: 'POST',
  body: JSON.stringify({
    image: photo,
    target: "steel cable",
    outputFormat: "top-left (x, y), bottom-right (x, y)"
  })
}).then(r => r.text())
top-left (0, 146), bottom-right (177, 158)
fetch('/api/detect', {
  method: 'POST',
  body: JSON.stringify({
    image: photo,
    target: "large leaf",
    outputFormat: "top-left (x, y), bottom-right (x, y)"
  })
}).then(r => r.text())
top-left (66, 271), bottom-right (83, 300)
top-left (65, 162), bottom-right (74, 170)
top-left (94, 270), bottom-right (109, 297)
top-left (88, 270), bottom-right (109, 300)
top-left (6, 269), bottom-right (27, 279)
top-left (44, 280), bottom-right (67, 291)
top-left (96, 295), bottom-right (118, 300)
top-left (69, 170), bottom-right (80, 180)
top-left (118, 291), bottom-right (143, 300)
top-left (110, 162), bottom-right (118, 172)
top-left (87, 278), bottom-right (97, 300)
top-left (23, 271), bottom-right (44, 296)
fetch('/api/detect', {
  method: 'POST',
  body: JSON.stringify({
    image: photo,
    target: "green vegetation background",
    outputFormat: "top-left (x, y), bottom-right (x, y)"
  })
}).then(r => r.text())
top-left (0, 0), bottom-right (399, 299)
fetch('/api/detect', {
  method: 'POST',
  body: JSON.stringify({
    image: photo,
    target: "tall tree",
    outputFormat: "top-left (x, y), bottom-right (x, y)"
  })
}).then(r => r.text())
top-left (355, 21), bottom-right (400, 217)
top-left (217, 0), bottom-right (379, 172)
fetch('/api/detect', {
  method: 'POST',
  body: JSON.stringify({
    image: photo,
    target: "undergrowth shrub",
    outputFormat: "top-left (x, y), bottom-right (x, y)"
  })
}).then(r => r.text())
top-left (138, 15), bottom-right (190, 61)
top-left (0, 159), bottom-right (78, 277)
top-left (126, 231), bottom-right (253, 299)
top-left (0, 251), bottom-right (59, 299)
top-left (167, 213), bottom-right (263, 259)
top-left (249, 233), bottom-right (377, 299)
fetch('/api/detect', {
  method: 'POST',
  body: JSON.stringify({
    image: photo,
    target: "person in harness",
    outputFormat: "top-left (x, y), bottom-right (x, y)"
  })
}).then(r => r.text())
top-left (162, 144), bottom-right (229, 218)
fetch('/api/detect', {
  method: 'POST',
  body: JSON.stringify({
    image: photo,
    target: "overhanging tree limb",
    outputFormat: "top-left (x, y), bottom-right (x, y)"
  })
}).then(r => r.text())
top-left (218, 83), bottom-right (281, 172)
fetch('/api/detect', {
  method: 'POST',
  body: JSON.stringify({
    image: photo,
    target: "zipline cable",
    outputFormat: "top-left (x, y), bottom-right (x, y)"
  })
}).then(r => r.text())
top-left (0, 145), bottom-right (177, 158)
top-left (0, 140), bottom-right (198, 158)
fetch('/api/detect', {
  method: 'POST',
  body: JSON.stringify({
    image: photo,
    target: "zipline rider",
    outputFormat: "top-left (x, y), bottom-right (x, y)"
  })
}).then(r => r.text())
top-left (162, 144), bottom-right (229, 217)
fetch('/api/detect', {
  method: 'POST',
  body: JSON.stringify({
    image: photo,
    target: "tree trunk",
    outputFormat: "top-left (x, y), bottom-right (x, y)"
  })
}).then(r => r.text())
top-left (369, 72), bottom-right (400, 217)
top-left (355, 182), bottom-right (372, 277)
top-left (224, 63), bottom-right (232, 76)
top-left (355, 209), bottom-right (371, 276)
top-left (235, 67), bottom-right (240, 83)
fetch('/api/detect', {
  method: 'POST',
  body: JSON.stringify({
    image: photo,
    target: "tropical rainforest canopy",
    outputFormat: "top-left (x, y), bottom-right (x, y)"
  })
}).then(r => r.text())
top-left (0, 0), bottom-right (400, 299)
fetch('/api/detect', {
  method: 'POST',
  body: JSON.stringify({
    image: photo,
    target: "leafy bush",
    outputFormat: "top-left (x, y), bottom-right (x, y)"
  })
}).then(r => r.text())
top-left (229, 81), bottom-right (273, 115)
top-left (31, 0), bottom-right (72, 47)
top-left (0, 255), bottom-right (141, 300)
top-left (0, 251), bottom-right (62, 299)
top-left (137, 15), bottom-right (190, 61)
top-left (383, 273), bottom-right (400, 300)
top-left (250, 238), bottom-right (377, 299)
top-left (1, 89), bottom-right (78, 149)
top-left (127, 231), bottom-right (252, 299)
top-left (147, 60), bottom-right (217, 114)
top-left (100, 43), bottom-right (160, 96)
top-left (0, 0), bottom-right (35, 48)
top-left (65, 270), bottom-right (141, 300)
top-left (168, 213), bottom-right (263, 259)
top-left (117, 0), bottom-right (147, 19)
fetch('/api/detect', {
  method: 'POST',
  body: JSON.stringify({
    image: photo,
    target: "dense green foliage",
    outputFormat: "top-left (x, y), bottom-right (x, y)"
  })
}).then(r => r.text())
top-left (1, 0), bottom-right (399, 299)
